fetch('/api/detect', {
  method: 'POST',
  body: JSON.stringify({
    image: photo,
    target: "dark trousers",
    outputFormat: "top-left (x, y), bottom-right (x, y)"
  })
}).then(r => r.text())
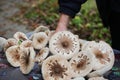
top-left (96, 0), bottom-right (120, 50)
top-left (109, 11), bottom-right (120, 50)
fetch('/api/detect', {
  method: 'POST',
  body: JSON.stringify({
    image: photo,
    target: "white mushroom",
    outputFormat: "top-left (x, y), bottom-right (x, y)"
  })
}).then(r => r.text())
top-left (48, 30), bottom-right (55, 40)
top-left (0, 37), bottom-right (7, 51)
top-left (42, 55), bottom-right (73, 80)
top-left (4, 38), bottom-right (17, 51)
top-left (20, 40), bottom-right (32, 49)
top-left (5, 45), bottom-right (21, 67)
top-left (19, 47), bottom-right (35, 74)
top-left (35, 47), bottom-right (49, 64)
top-left (69, 50), bottom-right (93, 77)
top-left (49, 31), bottom-right (80, 59)
top-left (29, 25), bottom-right (50, 40)
top-left (13, 31), bottom-right (28, 41)
top-left (88, 76), bottom-right (108, 80)
top-left (82, 41), bottom-right (115, 77)
top-left (79, 38), bottom-right (89, 51)
top-left (71, 77), bottom-right (85, 80)
top-left (32, 32), bottom-right (49, 49)
top-left (81, 41), bottom-right (96, 51)
top-left (34, 25), bottom-right (50, 35)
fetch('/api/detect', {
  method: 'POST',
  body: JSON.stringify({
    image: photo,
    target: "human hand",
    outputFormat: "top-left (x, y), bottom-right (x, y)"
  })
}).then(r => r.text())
top-left (55, 13), bottom-right (70, 33)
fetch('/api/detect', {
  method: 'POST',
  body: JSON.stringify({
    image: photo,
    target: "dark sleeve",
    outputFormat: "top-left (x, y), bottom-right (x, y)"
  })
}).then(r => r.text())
top-left (58, 0), bottom-right (87, 18)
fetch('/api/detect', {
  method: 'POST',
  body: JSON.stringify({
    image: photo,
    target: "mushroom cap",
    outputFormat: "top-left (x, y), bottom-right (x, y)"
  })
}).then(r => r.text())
top-left (32, 32), bottom-right (49, 49)
top-left (19, 47), bottom-right (35, 74)
top-left (87, 41), bottom-right (115, 77)
top-left (42, 55), bottom-right (73, 80)
top-left (20, 40), bottom-right (33, 49)
top-left (82, 40), bottom-right (115, 70)
top-left (49, 31), bottom-right (80, 59)
top-left (34, 25), bottom-right (50, 33)
top-left (0, 37), bottom-right (7, 51)
top-left (79, 39), bottom-right (89, 51)
top-left (81, 41), bottom-right (96, 51)
top-left (69, 50), bottom-right (93, 77)
top-left (4, 38), bottom-right (17, 51)
top-left (88, 76), bottom-right (108, 80)
top-left (13, 32), bottom-right (28, 41)
top-left (48, 30), bottom-right (55, 40)
top-left (35, 47), bottom-right (49, 63)
top-left (71, 77), bottom-right (85, 80)
top-left (5, 45), bottom-right (21, 67)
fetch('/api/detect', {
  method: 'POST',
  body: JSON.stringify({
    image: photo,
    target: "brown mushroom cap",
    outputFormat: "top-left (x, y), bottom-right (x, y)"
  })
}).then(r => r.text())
top-left (35, 47), bottom-right (49, 64)
top-left (69, 50), bottom-right (93, 77)
top-left (49, 31), bottom-right (80, 59)
top-left (19, 47), bottom-right (35, 74)
top-left (13, 32), bottom-right (28, 41)
top-left (42, 55), bottom-right (73, 80)
top-left (5, 45), bottom-right (21, 67)
top-left (32, 32), bottom-right (49, 49)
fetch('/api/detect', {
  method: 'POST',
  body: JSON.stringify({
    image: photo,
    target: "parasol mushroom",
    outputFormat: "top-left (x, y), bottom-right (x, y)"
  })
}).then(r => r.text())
top-left (69, 50), bottom-right (93, 77)
top-left (71, 77), bottom-right (85, 80)
top-left (4, 38), bottom-right (17, 51)
top-left (29, 25), bottom-right (50, 40)
top-left (5, 45), bottom-right (21, 67)
top-left (34, 25), bottom-right (50, 34)
top-left (32, 32), bottom-right (49, 49)
top-left (35, 47), bottom-right (49, 64)
top-left (42, 55), bottom-right (73, 80)
top-left (20, 40), bottom-right (32, 49)
top-left (13, 31), bottom-right (28, 41)
top-left (0, 37), bottom-right (7, 51)
top-left (82, 41), bottom-right (115, 77)
top-left (88, 76), bottom-right (108, 80)
top-left (49, 31), bottom-right (80, 59)
top-left (19, 47), bottom-right (35, 74)
top-left (79, 38), bottom-right (89, 51)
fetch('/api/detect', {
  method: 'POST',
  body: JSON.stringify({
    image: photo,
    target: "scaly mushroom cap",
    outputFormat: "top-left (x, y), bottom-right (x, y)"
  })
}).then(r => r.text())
top-left (69, 50), bottom-right (93, 77)
top-left (82, 40), bottom-right (115, 70)
top-left (13, 32), bottom-right (28, 41)
top-left (20, 40), bottom-right (32, 49)
top-left (49, 31), bottom-right (80, 59)
top-left (0, 37), bottom-right (7, 51)
top-left (88, 76), bottom-right (108, 80)
top-left (20, 47), bottom-right (35, 74)
top-left (35, 47), bottom-right (49, 63)
top-left (81, 41), bottom-right (96, 51)
top-left (32, 32), bottom-right (49, 49)
top-left (42, 55), bottom-right (73, 80)
top-left (5, 45), bottom-right (21, 67)
top-left (4, 38), bottom-right (17, 51)
top-left (87, 41), bottom-right (115, 77)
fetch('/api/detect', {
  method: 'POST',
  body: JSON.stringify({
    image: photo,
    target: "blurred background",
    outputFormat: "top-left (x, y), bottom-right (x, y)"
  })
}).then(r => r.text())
top-left (0, 0), bottom-right (111, 45)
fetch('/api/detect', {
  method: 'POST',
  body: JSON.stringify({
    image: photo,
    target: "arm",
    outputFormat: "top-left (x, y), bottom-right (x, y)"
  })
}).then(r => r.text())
top-left (55, 0), bottom-right (87, 32)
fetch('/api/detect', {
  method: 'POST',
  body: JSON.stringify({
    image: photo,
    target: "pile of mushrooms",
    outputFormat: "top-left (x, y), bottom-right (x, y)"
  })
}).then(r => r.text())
top-left (0, 25), bottom-right (115, 80)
